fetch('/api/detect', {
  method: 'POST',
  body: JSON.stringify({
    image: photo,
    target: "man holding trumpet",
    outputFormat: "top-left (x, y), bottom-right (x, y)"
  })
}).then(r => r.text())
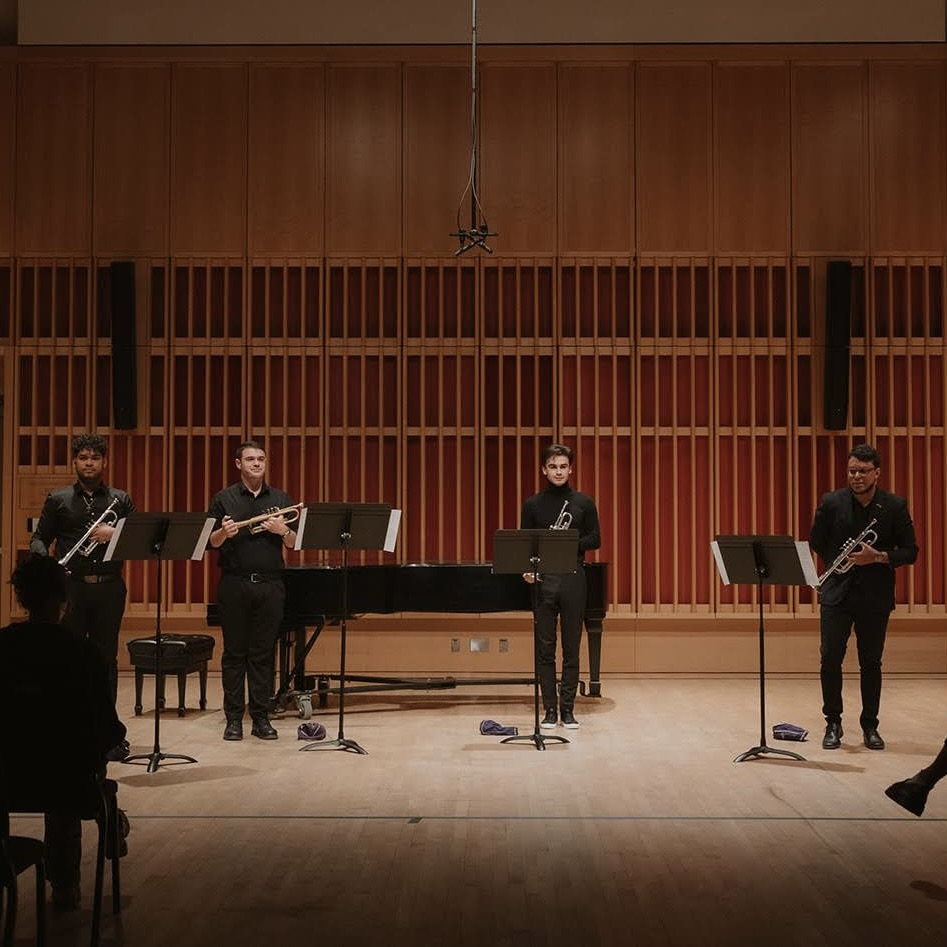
top-left (809, 443), bottom-right (918, 751)
top-left (30, 433), bottom-right (135, 713)
top-left (208, 439), bottom-right (300, 741)
top-left (520, 443), bottom-right (601, 730)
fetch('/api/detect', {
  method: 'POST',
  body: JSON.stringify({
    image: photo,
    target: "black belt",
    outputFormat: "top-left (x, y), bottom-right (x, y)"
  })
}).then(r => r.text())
top-left (226, 572), bottom-right (282, 583)
top-left (72, 574), bottom-right (119, 584)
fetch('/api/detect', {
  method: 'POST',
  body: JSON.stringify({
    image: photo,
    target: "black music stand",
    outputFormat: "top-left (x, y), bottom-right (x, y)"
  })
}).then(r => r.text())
top-left (492, 528), bottom-right (579, 750)
top-left (105, 512), bottom-right (214, 773)
top-left (294, 502), bottom-right (395, 755)
top-left (712, 535), bottom-right (818, 764)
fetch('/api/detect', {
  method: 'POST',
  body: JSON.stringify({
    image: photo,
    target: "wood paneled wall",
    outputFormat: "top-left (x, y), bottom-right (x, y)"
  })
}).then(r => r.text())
top-left (1, 44), bottom-right (945, 671)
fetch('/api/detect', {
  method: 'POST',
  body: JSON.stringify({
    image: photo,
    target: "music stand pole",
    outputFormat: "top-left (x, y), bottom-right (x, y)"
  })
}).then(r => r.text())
top-left (104, 512), bottom-right (215, 773)
top-left (712, 534), bottom-right (816, 764)
top-left (295, 502), bottom-right (395, 755)
top-left (492, 529), bottom-right (579, 750)
top-left (310, 525), bottom-right (365, 754)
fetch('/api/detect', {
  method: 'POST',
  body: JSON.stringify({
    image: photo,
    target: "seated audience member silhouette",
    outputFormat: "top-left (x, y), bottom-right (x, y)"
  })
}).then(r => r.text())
top-left (0, 554), bottom-right (128, 910)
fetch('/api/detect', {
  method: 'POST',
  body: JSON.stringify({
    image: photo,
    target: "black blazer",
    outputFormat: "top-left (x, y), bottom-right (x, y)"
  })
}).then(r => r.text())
top-left (809, 486), bottom-right (918, 611)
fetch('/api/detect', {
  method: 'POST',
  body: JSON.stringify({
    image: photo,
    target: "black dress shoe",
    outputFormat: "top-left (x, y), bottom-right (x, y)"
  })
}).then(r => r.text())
top-left (885, 777), bottom-right (929, 816)
top-left (105, 739), bottom-right (130, 762)
top-left (863, 728), bottom-right (885, 750)
top-left (223, 718), bottom-right (243, 741)
top-left (251, 717), bottom-right (278, 740)
top-left (106, 808), bottom-right (131, 858)
top-left (822, 721), bottom-right (843, 749)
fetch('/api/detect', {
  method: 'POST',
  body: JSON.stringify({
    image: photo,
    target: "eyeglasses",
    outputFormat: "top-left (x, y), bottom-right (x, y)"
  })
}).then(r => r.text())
top-left (847, 467), bottom-right (877, 477)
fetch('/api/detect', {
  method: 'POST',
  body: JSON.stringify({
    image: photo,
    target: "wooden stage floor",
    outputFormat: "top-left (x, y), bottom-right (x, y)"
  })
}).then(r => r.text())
top-left (8, 674), bottom-right (947, 946)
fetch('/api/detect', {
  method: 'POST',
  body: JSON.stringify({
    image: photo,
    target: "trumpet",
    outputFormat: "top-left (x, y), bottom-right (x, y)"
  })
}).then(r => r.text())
top-left (817, 518), bottom-right (878, 586)
top-left (58, 497), bottom-right (120, 566)
top-left (551, 500), bottom-right (573, 530)
top-left (231, 502), bottom-right (304, 534)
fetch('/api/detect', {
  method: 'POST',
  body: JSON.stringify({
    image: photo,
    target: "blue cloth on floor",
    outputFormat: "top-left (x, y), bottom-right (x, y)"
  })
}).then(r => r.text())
top-left (772, 722), bottom-right (808, 741)
top-left (480, 719), bottom-right (518, 736)
top-left (297, 722), bottom-right (327, 741)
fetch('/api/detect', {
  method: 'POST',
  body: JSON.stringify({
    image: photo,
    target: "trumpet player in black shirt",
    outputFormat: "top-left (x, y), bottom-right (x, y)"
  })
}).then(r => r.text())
top-left (520, 443), bottom-right (601, 730)
top-left (208, 439), bottom-right (299, 741)
top-left (30, 433), bottom-right (135, 714)
top-left (809, 444), bottom-right (918, 751)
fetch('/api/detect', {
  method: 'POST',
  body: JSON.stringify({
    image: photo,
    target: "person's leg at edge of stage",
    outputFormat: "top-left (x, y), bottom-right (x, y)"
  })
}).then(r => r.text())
top-left (62, 581), bottom-right (131, 760)
top-left (853, 608), bottom-right (888, 749)
top-left (886, 738), bottom-right (947, 816)
top-left (819, 604), bottom-right (853, 749)
top-left (557, 569), bottom-right (586, 730)
top-left (535, 576), bottom-right (561, 728)
top-left (218, 575), bottom-right (252, 740)
top-left (44, 812), bottom-right (82, 910)
top-left (85, 580), bottom-right (127, 705)
top-left (245, 579), bottom-right (284, 740)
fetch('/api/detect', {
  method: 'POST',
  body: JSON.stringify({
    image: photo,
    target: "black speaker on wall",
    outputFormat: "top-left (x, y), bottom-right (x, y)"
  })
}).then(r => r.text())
top-left (823, 260), bottom-right (852, 431)
top-left (110, 261), bottom-right (138, 430)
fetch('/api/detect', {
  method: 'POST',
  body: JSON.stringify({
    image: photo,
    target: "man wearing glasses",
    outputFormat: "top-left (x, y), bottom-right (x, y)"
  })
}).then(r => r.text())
top-left (809, 444), bottom-right (918, 751)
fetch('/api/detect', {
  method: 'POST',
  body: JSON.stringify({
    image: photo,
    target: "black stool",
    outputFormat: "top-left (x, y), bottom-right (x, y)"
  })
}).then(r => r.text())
top-left (126, 634), bottom-right (216, 717)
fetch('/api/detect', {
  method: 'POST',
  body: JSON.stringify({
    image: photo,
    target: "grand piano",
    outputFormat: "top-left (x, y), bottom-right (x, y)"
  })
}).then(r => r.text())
top-left (209, 561), bottom-right (607, 708)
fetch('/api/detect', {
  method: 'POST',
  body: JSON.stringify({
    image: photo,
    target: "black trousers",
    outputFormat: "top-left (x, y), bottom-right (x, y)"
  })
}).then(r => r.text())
top-left (63, 577), bottom-right (127, 704)
top-left (44, 812), bottom-right (82, 890)
top-left (819, 601), bottom-right (890, 730)
top-left (42, 776), bottom-right (117, 892)
top-left (217, 575), bottom-right (285, 720)
top-left (534, 569), bottom-right (586, 713)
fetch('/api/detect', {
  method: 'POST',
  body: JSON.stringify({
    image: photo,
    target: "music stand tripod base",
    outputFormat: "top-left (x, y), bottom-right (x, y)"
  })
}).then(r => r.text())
top-left (733, 744), bottom-right (806, 764)
top-left (500, 730), bottom-right (568, 751)
top-left (126, 748), bottom-right (199, 774)
top-left (300, 737), bottom-right (367, 755)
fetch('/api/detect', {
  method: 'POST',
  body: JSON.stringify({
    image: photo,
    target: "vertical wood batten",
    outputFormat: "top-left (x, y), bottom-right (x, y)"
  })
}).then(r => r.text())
top-left (790, 258), bottom-right (818, 613)
top-left (403, 258), bottom-right (480, 562)
top-left (324, 259), bottom-right (400, 565)
top-left (0, 261), bottom-right (12, 343)
top-left (638, 257), bottom-right (710, 612)
top-left (166, 258), bottom-right (247, 609)
top-left (559, 257), bottom-right (635, 610)
top-left (868, 256), bottom-right (946, 611)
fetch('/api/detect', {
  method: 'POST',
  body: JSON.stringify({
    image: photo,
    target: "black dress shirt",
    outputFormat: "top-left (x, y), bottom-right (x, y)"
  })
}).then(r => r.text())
top-left (208, 481), bottom-right (295, 575)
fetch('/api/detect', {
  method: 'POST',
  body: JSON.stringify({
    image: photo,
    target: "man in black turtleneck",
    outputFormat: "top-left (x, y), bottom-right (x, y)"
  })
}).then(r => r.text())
top-left (520, 443), bottom-right (601, 729)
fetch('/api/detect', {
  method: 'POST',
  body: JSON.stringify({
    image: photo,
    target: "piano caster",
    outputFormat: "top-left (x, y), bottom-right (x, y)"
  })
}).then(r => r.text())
top-left (296, 693), bottom-right (313, 719)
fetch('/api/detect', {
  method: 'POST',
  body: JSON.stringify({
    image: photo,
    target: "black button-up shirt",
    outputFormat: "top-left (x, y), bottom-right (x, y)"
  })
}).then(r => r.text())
top-left (208, 481), bottom-right (294, 575)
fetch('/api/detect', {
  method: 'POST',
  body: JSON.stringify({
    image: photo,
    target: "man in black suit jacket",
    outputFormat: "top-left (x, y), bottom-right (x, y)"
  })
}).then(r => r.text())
top-left (809, 444), bottom-right (918, 751)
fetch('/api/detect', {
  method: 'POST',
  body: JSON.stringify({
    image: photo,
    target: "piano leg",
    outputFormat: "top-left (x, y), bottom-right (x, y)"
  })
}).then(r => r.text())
top-left (317, 675), bottom-right (331, 709)
top-left (580, 620), bottom-right (603, 698)
top-left (272, 619), bottom-right (326, 715)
